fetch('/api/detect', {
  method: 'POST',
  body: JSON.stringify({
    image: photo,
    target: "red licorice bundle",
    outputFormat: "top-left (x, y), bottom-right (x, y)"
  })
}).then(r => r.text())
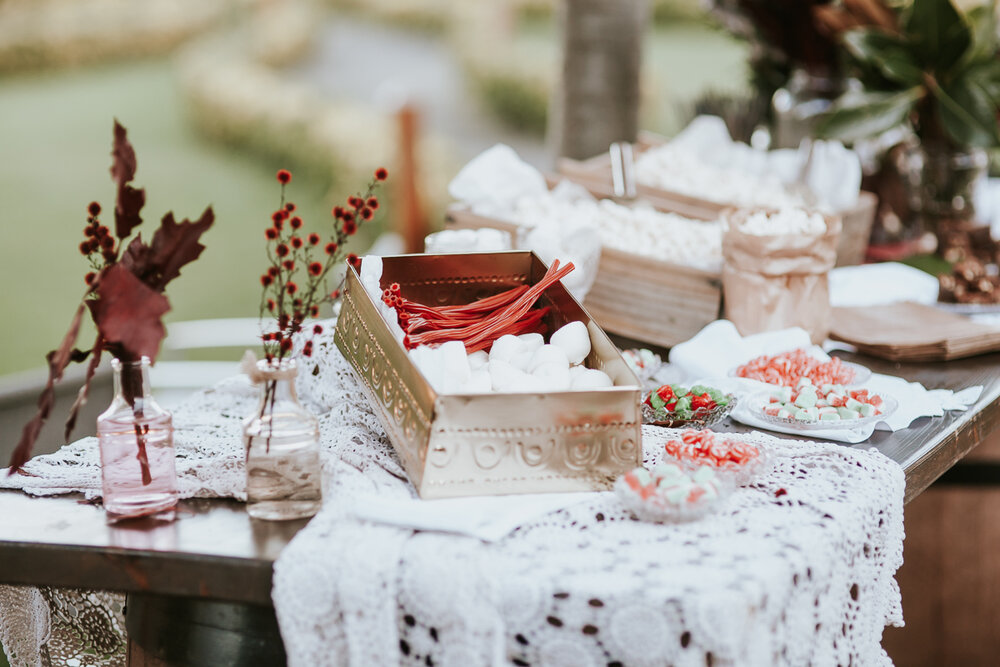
top-left (383, 260), bottom-right (575, 352)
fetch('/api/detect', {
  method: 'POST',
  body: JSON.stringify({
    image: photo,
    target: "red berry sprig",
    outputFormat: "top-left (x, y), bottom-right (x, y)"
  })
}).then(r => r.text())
top-left (79, 201), bottom-right (118, 281)
top-left (258, 167), bottom-right (388, 360)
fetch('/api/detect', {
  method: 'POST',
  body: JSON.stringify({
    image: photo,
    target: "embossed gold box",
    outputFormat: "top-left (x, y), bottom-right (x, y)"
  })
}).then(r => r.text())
top-left (334, 251), bottom-right (642, 499)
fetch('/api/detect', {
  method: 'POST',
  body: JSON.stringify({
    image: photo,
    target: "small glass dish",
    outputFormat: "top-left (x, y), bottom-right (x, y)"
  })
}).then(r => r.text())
top-left (661, 432), bottom-right (770, 487)
top-left (641, 393), bottom-right (737, 428)
top-left (748, 391), bottom-right (898, 431)
top-left (614, 465), bottom-right (732, 523)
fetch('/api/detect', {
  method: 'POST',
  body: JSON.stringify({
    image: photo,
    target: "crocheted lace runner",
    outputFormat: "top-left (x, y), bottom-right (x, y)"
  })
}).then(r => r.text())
top-left (0, 328), bottom-right (905, 666)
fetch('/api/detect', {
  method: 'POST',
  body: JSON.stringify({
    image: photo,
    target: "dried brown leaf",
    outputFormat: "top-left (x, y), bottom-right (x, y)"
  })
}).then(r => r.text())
top-left (110, 120), bottom-right (146, 239)
top-left (87, 263), bottom-right (170, 362)
top-left (7, 303), bottom-right (87, 473)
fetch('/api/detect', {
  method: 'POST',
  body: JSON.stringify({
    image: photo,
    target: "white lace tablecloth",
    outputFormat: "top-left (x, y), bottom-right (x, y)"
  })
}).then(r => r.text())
top-left (0, 328), bottom-right (906, 666)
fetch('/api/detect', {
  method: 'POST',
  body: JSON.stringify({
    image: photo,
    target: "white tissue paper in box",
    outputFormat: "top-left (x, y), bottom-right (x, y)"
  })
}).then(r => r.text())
top-left (448, 143), bottom-right (549, 216)
top-left (643, 115), bottom-right (862, 212)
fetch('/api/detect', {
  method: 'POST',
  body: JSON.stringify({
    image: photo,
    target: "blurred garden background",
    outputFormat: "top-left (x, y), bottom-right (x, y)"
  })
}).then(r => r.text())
top-left (0, 0), bottom-right (748, 378)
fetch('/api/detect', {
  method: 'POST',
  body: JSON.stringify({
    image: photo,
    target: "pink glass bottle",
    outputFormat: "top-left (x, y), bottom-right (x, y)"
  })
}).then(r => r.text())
top-left (97, 357), bottom-right (178, 520)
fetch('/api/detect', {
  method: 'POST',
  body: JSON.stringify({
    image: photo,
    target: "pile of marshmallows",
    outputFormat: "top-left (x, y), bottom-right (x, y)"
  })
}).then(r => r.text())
top-left (736, 208), bottom-right (827, 236)
top-left (408, 321), bottom-right (615, 394)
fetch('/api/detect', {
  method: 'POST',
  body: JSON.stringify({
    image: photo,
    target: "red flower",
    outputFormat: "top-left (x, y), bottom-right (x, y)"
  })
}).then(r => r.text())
top-left (268, 266), bottom-right (280, 277)
top-left (291, 236), bottom-right (303, 249)
top-left (272, 211), bottom-right (285, 224)
top-left (96, 226), bottom-right (110, 239)
top-left (332, 206), bottom-right (344, 219)
top-left (303, 343), bottom-right (313, 357)
top-left (265, 227), bottom-right (278, 240)
top-left (285, 203), bottom-right (296, 212)
top-left (308, 233), bottom-right (320, 245)
top-left (276, 169), bottom-right (292, 184)
top-left (309, 305), bottom-right (319, 317)
top-left (84, 271), bottom-right (96, 285)
top-left (313, 324), bottom-right (323, 334)
top-left (347, 253), bottom-right (360, 270)
top-left (366, 197), bottom-right (379, 210)
top-left (329, 289), bottom-right (340, 299)
top-left (102, 250), bottom-right (116, 263)
top-left (79, 241), bottom-right (91, 255)
top-left (101, 236), bottom-right (115, 250)
top-left (360, 207), bottom-right (373, 221)
top-left (83, 226), bottom-right (95, 237)
top-left (293, 298), bottom-right (303, 308)
top-left (283, 259), bottom-right (295, 271)
top-left (88, 201), bottom-right (101, 216)
top-left (348, 196), bottom-right (363, 209)
top-left (278, 314), bottom-right (289, 328)
top-left (261, 274), bottom-right (273, 287)
top-left (290, 216), bottom-right (303, 230)
top-left (276, 243), bottom-right (289, 257)
top-left (267, 299), bottom-right (275, 311)
top-left (308, 261), bottom-right (323, 276)
top-left (286, 282), bottom-right (298, 295)
top-left (325, 242), bottom-right (338, 255)
top-left (343, 219), bottom-right (357, 235)
top-left (280, 338), bottom-right (293, 352)
top-left (375, 167), bottom-right (388, 181)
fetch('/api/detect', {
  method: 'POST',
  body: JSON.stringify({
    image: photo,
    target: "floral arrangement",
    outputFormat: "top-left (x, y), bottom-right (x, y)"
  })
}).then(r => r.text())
top-left (8, 121), bottom-right (214, 474)
top-left (255, 166), bottom-right (387, 361)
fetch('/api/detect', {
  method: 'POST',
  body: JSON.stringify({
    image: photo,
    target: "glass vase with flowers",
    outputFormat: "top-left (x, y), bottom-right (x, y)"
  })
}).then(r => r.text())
top-left (242, 167), bottom-right (387, 521)
top-left (7, 121), bottom-right (214, 521)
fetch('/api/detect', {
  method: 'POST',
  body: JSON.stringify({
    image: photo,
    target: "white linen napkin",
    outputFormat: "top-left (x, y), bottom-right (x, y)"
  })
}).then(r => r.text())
top-left (669, 320), bottom-right (983, 443)
top-left (350, 491), bottom-right (601, 542)
top-left (828, 262), bottom-right (940, 308)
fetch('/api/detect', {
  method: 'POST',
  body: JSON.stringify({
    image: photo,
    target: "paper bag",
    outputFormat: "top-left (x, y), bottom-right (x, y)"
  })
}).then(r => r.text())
top-left (722, 209), bottom-right (842, 343)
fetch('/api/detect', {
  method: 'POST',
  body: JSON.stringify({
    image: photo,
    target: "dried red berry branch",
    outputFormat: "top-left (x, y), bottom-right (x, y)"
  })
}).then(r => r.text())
top-left (7, 120), bottom-right (214, 476)
top-left (256, 167), bottom-right (388, 361)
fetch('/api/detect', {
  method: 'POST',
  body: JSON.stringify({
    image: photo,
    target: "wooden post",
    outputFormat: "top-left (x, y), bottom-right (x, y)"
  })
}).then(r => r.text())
top-left (552, 0), bottom-right (647, 160)
top-left (396, 104), bottom-right (427, 254)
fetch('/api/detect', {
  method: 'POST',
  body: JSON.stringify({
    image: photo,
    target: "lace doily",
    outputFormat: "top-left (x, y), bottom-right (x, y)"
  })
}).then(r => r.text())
top-left (0, 323), bottom-right (905, 666)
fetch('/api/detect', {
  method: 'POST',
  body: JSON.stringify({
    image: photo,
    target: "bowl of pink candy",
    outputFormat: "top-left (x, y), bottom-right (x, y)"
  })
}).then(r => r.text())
top-left (662, 428), bottom-right (769, 486)
top-left (615, 463), bottom-right (731, 523)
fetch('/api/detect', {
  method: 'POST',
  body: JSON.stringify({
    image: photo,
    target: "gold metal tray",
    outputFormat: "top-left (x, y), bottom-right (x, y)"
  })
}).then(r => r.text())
top-left (334, 251), bottom-right (642, 499)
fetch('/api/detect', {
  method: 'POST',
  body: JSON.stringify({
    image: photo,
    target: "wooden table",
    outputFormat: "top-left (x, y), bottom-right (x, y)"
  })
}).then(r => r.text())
top-left (1, 350), bottom-right (998, 664)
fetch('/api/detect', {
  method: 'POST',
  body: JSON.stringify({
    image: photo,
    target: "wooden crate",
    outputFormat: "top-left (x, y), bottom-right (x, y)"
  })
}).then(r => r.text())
top-left (445, 206), bottom-right (722, 349)
top-left (557, 132), bottom-right (878, 267)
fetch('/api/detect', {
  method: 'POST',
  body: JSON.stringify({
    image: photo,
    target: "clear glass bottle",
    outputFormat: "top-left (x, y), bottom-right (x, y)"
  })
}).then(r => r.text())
top-left (97, 357), bottom-right (178, 520)
top-left (243, 358), bottom-right (322, 520)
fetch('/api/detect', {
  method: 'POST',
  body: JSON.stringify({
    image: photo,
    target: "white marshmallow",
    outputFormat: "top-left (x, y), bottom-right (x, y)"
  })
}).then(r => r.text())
top-left (467, 350), bottom-right (489, 371)
top-left (570, 368), bottom-right (614, 390)
top-left (527, 344), bottom-right (569, 373)
top-left (531, 362), bottom-right (572, 392)
top-left (438, 340), bottom-right (471, 393)
top-left (517, 333), bottom-right (544, 353)
top-left (488, 335), bottom-right (524, 364)
top-left (550, 321), bottom-right (591, 365)
top-left (460, 368), bottom-right (492, 393)
top-left (489, 358), bottom-right (542, 392)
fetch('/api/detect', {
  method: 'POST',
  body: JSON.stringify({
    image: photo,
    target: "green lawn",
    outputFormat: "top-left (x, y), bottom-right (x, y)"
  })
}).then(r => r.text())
top-left (0, 59), bottom-right (337, 376)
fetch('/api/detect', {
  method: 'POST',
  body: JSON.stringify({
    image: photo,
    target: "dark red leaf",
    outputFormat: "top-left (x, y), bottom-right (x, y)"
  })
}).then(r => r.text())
top-left (144, 207), bottom-right (214, 292)
top-left (110, 120), bottom-right (146, 239)
top-left (87, 263), bottom-right (170, 362)
top-left (119, 234), bottom-right (150, 276)
top-left (7, 303), bottom-right (88, 473)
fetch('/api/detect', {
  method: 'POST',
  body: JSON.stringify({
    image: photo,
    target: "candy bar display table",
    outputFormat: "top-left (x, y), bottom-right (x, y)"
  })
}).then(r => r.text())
top-left (1, 348), bottom-right (998, 666)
